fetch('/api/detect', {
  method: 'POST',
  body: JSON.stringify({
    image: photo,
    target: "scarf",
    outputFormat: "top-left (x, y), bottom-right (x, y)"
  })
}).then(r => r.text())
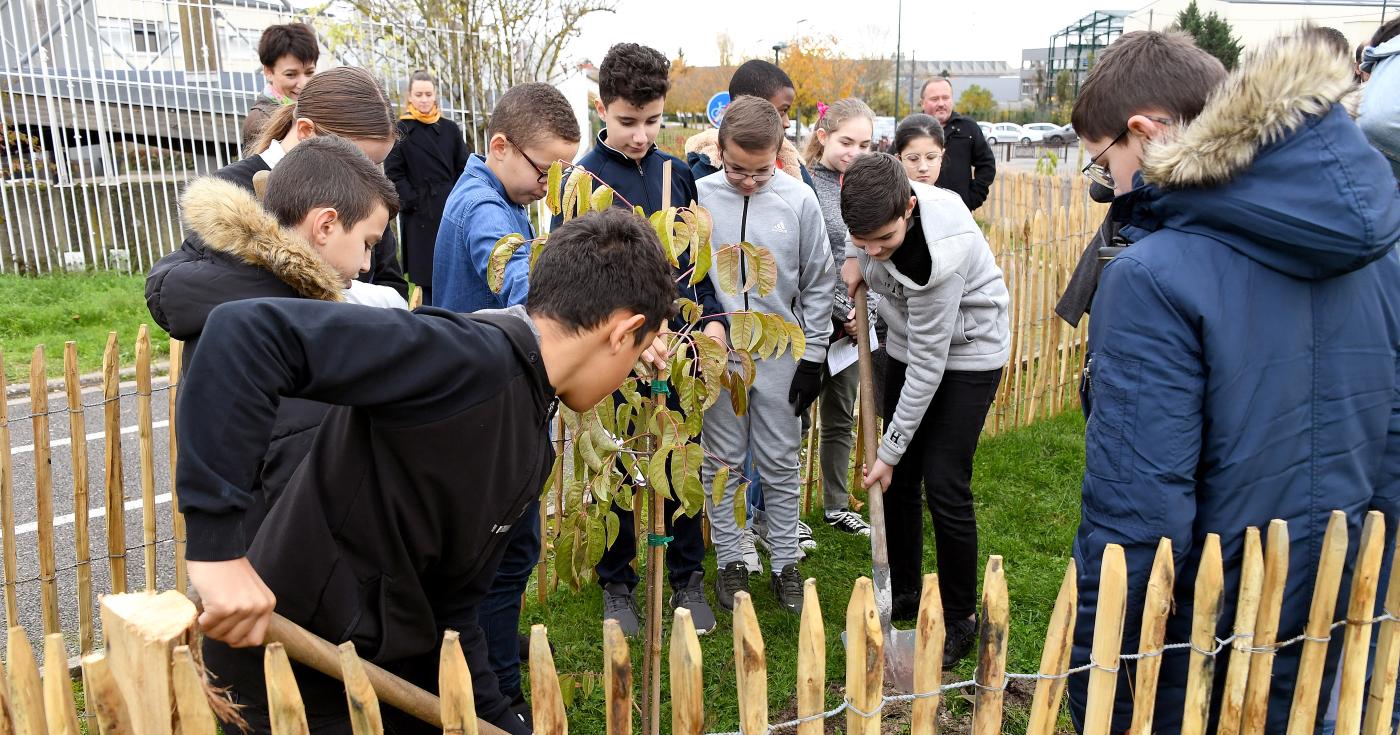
top-left (401, 102), bottom-right (442, 125)
top-left (262, 84), bottom-right (293, 106)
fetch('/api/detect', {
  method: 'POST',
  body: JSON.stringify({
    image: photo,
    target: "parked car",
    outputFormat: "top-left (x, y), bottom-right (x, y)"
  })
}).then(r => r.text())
top-left (985, 122), bottom-right (1042, 146)
top-left (977, 121), bottom-right (993, 137)
top-left (1026, 123), bottom-right (1078, 145)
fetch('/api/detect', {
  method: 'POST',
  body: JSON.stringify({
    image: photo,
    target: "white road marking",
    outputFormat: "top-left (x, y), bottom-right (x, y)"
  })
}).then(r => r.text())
top-left (11, 420), bottom-right (170, 455)
top-left (3, 492), bottom-right (173, 540)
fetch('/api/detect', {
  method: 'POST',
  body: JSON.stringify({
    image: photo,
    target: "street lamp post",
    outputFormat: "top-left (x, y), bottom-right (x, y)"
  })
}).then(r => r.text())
top-left (773, 42), bottom-right (788, 65)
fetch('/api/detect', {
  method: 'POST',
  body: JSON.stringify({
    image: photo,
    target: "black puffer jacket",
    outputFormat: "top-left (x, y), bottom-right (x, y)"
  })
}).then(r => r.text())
top-left (145, 176), bottom-right (347, 535)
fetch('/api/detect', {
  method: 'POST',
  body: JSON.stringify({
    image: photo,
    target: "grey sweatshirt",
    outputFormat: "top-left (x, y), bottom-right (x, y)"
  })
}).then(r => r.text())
top-left (698, 169), bottom-right (836, 363)
top-left (851, 181), bottom-right (1010, 465)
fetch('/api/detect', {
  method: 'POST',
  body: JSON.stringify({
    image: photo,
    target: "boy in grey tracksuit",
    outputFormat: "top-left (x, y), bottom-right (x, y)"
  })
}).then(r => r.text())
top-left (839, 155), bottom-right (1009, 667)
top-left (698, 96), bottom-right (836, 615)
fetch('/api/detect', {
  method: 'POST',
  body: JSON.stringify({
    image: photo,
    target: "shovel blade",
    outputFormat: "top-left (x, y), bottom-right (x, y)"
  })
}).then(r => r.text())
top-left (838, 627), bottom-right (920, 694)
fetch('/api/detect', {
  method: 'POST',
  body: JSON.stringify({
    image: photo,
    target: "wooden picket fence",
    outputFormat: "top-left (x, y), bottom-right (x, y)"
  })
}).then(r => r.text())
top-left (0, 510), bottom-right (1393, 734)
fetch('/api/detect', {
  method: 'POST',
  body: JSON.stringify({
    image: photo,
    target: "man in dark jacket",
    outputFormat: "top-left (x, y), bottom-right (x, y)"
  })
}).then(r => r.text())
top-left (185, 207), bottom-right (678, 734)
top-left (921, 78), bottom-right (996, 210)
top-left (1067, 30), bottom-right (1400, 733)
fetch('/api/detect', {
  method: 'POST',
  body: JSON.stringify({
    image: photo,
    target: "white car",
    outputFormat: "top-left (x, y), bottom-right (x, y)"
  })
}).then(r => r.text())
top-left (977, 121), bottom-right (993, 137)
top-left (1027, 122), bottom-right (1077, 145)
top-left (985, 122), bottom-right (1042, 146)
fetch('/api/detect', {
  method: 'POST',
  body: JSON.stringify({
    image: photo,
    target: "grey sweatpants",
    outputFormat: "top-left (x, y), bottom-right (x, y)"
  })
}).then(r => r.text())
top-left (703, 357), bottom-right (801, 572)
top-left (818, 362), bottom-right (859, 512)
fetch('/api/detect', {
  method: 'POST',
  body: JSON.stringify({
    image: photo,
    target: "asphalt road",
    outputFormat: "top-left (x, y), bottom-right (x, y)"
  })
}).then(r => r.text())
top-left (4, 377), bottom-right (177, 660)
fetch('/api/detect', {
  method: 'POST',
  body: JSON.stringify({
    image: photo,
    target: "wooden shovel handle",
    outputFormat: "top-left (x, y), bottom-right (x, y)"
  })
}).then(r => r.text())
top-left (852, 285), bottom-right (890, 574)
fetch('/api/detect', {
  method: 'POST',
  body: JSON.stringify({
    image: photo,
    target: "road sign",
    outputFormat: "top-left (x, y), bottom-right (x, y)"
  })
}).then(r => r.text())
top-left (707, 91), bottom-right (731, 127)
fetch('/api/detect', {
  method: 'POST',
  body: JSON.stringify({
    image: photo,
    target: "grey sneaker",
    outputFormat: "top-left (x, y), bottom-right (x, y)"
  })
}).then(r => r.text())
top-left (753, 518), bottom-right (807, 561)
top-left (797, 520), bottom-right (818, 551)
top-left (739, 527), bottom-right (762, 573)
top-left (602, 582), bottom-right (640, 637)
top-left (715, 561), bottom-right (750, 611)
top-left (770, 563), bottom-right (804, 614)
top-left (824, 509), bottom-right (871, 536)
top-left (670, 571), bottom-right (716, 635)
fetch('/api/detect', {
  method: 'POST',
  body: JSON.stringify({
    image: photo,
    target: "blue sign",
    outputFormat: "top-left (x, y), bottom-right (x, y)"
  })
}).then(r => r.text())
top-left (706, 91), bottom-right (731, 127)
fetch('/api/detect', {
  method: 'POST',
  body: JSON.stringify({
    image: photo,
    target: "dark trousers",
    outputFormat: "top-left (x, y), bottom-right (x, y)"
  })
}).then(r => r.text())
top-left (480, 500), bottom-right (540, 700)
top-left (596, 492), bottom-right (705, 590)
top-left (881, 359), bottom-right (1001, 620)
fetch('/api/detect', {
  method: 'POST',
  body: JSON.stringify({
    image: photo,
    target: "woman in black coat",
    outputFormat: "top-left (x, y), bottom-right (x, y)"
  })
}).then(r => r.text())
top-left (385, 70), bottom-right (470, 306)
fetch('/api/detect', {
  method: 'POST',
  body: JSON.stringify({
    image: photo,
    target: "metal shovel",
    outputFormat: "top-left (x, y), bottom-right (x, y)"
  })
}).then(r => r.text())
top-left (840, 284), bottom-right (918, 693)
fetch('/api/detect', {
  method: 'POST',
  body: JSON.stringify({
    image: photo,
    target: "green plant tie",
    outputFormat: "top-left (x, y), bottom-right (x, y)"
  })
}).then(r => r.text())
top-left (650, 380), bottom-right (670, 395)
top-left (647, 533), bottom-right (673, 547)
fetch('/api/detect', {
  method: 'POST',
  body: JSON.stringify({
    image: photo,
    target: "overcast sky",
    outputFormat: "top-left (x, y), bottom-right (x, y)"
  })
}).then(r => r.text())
top-left (567, 0), bottom-right (1122, 69)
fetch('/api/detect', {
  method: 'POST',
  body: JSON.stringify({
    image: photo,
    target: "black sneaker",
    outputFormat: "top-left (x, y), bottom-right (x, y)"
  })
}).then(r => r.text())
top-left (509, 691), bottom-right (533, 729)
top-left (770, 563), bottom-right (804, 614)
top-left (670, 571), bottom-right (717, 635)
top-left (943, 616), bottom-right (978, 668)
top-left (715, 561), bottom-right (750, 611)
top-left (891, 591), bottom-right (920, 622)
top-left (824, 509), bottom-right (871, 536)
top-left (602, 582), bottom-right (640, 637)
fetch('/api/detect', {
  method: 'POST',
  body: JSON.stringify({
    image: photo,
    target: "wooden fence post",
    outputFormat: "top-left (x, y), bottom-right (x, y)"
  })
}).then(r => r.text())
top-left (340, 642), bottom-right (384, 735)
top-left (796, 579), bottom-right (826, 735)
top-left (1243, 519), bottom-right (1290, 735)
top-left (1287, 510), bottom-right (1349, 735)
top-left (912, 573), bottom-right (944, 735)
top-left (171, 645), bottom-right (218, 735)
top-left (1182, 533), bottom-right (1225, 735)
top-left (169, 338), bottom-right (186, 594)
top-left (42, 633), bottom-right (79, 735)
top-left (973, 556), bottom-right (1008, 735)
top-left (439, 631), bottom-right (478, 735)
top-left (670, 609), bottom-right (704, 735)
top-left (265, 642), bottom-right (309, 735)
top-left (1219, 528), bottom-right (1264, 735)
top-left (8, 627), bottom-right (47, 735)
top-left (1083, 544), bottom-right (1126, 735)
top-left (529, 625), bottom-right (567, 734)
top-left (733, 591), bottom-right (768, 735)
top-left (604, 619), bottom-right (632, 735)
top-left (102, 333), bottom-right (127, 594)
top-left (845, 578), bottom-right (881, 735)
top-left (63, 343), bottom-right (95, 666)
top-left (82, 652), bottom-right (136, 734)
top-left (1337, 511), bottom-right (1385, 735)
top-left (1131, 539), bottom-right (1175, 734)
top-left (1365, 527), bottom-right (1400, 735)
top-left (28, 346), bottom-right (59, 635)
top-left (99, 591), bottom-right (199, 735)
top-left (1027, 561), bottom-right (1076, 735)
top-left (0, 349), bottom-right (16, 630)
top-left (136, 325), bottom-right (158, 590)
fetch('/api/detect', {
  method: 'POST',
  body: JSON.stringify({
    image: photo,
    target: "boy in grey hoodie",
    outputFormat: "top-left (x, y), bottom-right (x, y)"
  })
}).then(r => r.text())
top-left (840, 153), bottom-right (1009, 667)
top-left (698, 95), bottom-right (836, 615)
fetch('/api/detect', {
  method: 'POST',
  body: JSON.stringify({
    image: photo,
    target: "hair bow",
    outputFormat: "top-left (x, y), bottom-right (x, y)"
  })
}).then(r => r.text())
top-left (817, 102), bottom-right (829, 120)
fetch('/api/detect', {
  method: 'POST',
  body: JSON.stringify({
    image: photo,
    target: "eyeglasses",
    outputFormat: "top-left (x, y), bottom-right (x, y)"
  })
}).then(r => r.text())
top-left (1081, 117), bottom-right (1173, 189)
top-left (507, 137), bottom-right (559, 185)
top-left (901, 152), bottom-right (944, 166)
top-left (723, 168), bottom-right (775, 184)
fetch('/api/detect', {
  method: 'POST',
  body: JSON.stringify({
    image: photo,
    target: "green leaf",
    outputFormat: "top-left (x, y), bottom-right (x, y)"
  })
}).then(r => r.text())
top-left (653, 207), bottom-right (679, 267)
top-left (646, 447), bottom-right (671, 501)
top-left (741, 242), bottom-right (779, 296)
top-left (786, 321), bottom-right (807, 361)
top-left (694, 334), bottom-right (727, 408)
top-left (560, 674), bottom-right (576, 709)
top-left (571, 515), bottom-right (589, 590)
top-left (555, 514), bottom-right (577, 588)
top-left (710, 465), bottom-right (730, 508)
top-left (605, 509), bottom-right (621, 549)
top-left (729, 377), bottom-right (749, 416)
top-left (714, 244), bottom-right (742, 294)
top-left (576, 174), bottom-right (593, 218)
top-left (615, 402), bottom-right (634, 437)
top-left (541, 452), bottom-right (562, 500)
top-left (620, 378), bottom-right (642, 410)
top-left (682, 407), bottom-right (704, 436)
top-left (579, 430), bottom-right (604, 474)
top-left (590, 469), bottom-right (615, 506)
top-left (688, 228), bottom-right (713, 286)
top-left (561, 168), bottom-right (583, 223)
top-left (546, 161), bottom-right (563, 215)
top-left (486, 234), bottom-right (527, 293)
top-left (634, 205), bottom-right (646, 218)
top-left (590, 185), bottom-right (614, 212)
top-left (730, 312), bottom-right (761, 352)
top-left (528, 238), bottom-right (547, 273)
top-left (693, 204), bottom-right (713, 251)
top-left (669, 443), bottom-right (705, 512)
top-left (677, 298), bottom-right (702, 326)
top-left (586, 512), bottom-right (606, 568)
top-left (596, 396), bottom-right (616, 435)
top-left (580, 674), bottom-right (597, 702)
top-left (676, 372), bottom-right (699, 415)
top-left (733, 480), bottom-right (749, 528)
top-left (737, 350), bottom-right (757, 386)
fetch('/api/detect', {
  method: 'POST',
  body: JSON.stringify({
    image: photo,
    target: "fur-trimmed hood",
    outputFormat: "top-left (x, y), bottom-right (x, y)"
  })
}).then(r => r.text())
top-left (683, 128), bottom-right (806, 182)
top-left (1123, 29), bottom-right (1400, 280)
top-left (179, 177), bottom-right (346, 301)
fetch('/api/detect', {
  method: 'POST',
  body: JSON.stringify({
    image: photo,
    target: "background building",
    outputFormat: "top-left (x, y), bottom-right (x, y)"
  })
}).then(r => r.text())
top-left (1124, 0), bottom-right (1392, 50)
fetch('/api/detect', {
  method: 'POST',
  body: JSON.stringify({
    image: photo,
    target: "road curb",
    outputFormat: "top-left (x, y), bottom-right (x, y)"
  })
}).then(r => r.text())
top-left (5, 361), bottom-right (172, 401)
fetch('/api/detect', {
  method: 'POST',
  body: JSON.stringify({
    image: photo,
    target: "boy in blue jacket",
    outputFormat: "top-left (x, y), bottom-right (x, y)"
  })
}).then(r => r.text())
top-left (431, 81), bottom-right (580, 719)
top-left (1067, 30), bottom-right (1400, 732)
top-left (554, 42), bottom-right (728, 637)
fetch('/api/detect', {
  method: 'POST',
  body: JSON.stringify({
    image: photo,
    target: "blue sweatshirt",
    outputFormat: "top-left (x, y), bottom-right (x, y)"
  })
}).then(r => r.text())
top-left (433, 155), bottom-right (534, 312)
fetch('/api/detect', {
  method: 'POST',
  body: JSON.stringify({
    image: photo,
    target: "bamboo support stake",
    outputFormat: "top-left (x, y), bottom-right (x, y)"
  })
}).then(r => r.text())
top-left (0, 349), bottom-right (15, 629)
top-left (1366, 531), bottom-right (1400, 735)
top-left (169, 339), bottom-right (186, 593)
top-left (845, 578), bottom-right (881, 735)
top-left (103, 333), bottom-right (127, 594)
top-left (796, 579), bottom-right (825, 735)
top-left (63, 343), bottom-right (94, 662)
top-left (1287, 511), bottom-right (1349, 735)
top-left (1243, 520), bottom-right (1290, 735)
top-left (1182, 534), bottom-right (1225, 735)
top-left (8, 627), bottom-right (47, 735)
top-left (82, 652), bottom-right (136, 735)
top-left (42, 634), bottom-right (79, 735)
top-left (973, 556), bottom-right (1008, 735)
top-left (137, 326), bottom-right (158, 589)
top-left (1337, 511), bottom-right (1386, 735)
top-left (529, 625), bottom-right (567, 734)
top-left (911, 573), bottom-right (944, 735)
top-left (340, 642), bottom-right (384, 735)
top-left (1219, 528), bottom-right (1265, 735)
top-left (28, 346), bottom-right (59, 635)
top-left (1027, 561), bottom-right (1076, 735)
top-left (1083, 544), bottom-right (1126, 735)
top-left (640, 386), bottom-right (668, 735)
top-left (266, 643), bottom-right (310, 735)
top-left (537, 497), bottom-right (548, 605)
top-left (1131, 539), bottom-right (1176, 734)
top-left (171, 646), bottom-right (217, 735)
top-left (733, 592), bottom-right (768, 735)
top-left (670, 608), bottom-right (704, 735)
top-left (604, 619), bottom-right (632, 735)
top-left (440, 631), bottom-right (478, 735)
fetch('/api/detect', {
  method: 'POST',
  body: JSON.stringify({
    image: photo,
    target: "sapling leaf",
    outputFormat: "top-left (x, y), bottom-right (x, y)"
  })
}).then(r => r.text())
top-left (693, 334), bottom-right (727, 408)
top-left (542, 452), bottom-right (562, 500)
top-left (741, 242), bottom-right (778, 296)
top-left (714, 244), bottom-right (742, 294)
top-left (528, 239), bottom-right (547, 273)
top-left (710, 465), bottom-right (730, 508)
top-left (616, 403), bottom-right (634, 437)
top-left (605, 510), bottom-right (621, 549)
top-left (580, 673), bottom-right (597, 701)
top-left (669, 443), bottom-right (704, 510)
top-left (786, 322), bottom-right (807, 361)
top-left (677, 298), bottom-right (702, 327)
top-left (646, 447), bottom-right (671, 501)
top-left (737, 350), bottom-right (757, 386)
top-left (555, 514), bottom-right (576, 587)
top-left (576, 174), bottom-right (593, 218)
top-left (597, 397), bottom-right (616, 435)
top-left (682, 407), bottom-right (703, 436)
top-left (546, 162), bottom-right (563, 215)
top-left (561, 168), bottom-right (583, 223)
top-left (729, 377), bottom-right (749, 416)
top-left (590, 185), bottom-right (614, 212)
top-left (688, 229), bottom-right (712, 286)
top-left (653, 208), bottom-right (679, 267)
top-left (586, 513), bottom-right (605, 568)
top-left (767, 313), bottom-right (790, 361)
top-left (693, 204), bottom-right (713, 252)
top-left (730, 312), bottom-right (761, 352)
top-left (620, 378), bottom-right (642, 410)
top-left (676, 373), bottom-right (699, 415)
top-left (560, 675), bottom-right (576, 709)
top-left (578, 430), bottom-right (604, 474)
top-left (733, 481), bottom-right (749, 528)
top-left (487, 234), bottom-right (527, 293)
top-left (634, 205), bottom-right (646, 218)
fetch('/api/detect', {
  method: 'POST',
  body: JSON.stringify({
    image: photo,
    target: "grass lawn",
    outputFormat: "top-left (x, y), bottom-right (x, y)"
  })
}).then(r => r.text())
top-left (521, 410), bottom-right (1086, 734)
top-left (0, 272), bottom-right (167, 386)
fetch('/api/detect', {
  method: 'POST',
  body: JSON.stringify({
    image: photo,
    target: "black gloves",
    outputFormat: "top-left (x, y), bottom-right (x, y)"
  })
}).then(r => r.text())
top-left (788, 359), bottom-right (824, 416)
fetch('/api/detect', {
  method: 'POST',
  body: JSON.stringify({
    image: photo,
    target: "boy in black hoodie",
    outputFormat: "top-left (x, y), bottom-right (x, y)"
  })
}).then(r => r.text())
top-left (185, 207), bottom-right (677, 734)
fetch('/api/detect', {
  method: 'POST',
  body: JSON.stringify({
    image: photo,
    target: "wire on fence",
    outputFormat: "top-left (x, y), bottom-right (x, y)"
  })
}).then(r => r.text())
top-left (1, 384), bottom-right (174, 425)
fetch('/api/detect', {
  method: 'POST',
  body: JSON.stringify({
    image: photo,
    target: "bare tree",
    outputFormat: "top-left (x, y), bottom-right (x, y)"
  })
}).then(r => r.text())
top-left (716, 33), bottom-right (734, 67)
